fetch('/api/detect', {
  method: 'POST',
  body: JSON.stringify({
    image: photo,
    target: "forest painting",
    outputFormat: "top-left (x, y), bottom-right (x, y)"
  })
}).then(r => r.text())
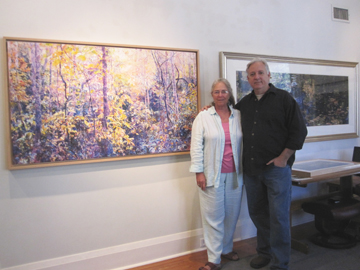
top-left (236, 71), bottom-right (349, 127)
top-left (5, 38), bottom-right (199, 169)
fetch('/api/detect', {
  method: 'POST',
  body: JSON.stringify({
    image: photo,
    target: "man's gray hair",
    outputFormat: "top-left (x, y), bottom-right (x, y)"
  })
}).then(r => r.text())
top-left (246, 57), bottom-right (270, 75)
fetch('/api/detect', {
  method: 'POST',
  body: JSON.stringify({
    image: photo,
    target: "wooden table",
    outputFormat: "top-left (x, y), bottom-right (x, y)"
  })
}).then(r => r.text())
top-left (290, 159), bottom-right (360, 253)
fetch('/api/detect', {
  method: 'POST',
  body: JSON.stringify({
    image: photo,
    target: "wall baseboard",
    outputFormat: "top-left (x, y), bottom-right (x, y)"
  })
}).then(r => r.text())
top-left (3, 218), bottom-right (312, 270)
top-left (2, 221), bottom-right (255, 270)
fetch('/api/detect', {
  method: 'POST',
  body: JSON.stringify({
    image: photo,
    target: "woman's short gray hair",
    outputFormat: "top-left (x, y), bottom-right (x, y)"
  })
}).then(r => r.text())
top-left (210, 78), bottom-right (235, 107)
top-left (246, 57), bottom-right (270, 75)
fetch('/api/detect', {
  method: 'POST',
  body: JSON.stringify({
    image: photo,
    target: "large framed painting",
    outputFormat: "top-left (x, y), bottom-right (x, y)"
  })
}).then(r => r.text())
top-left (4, 37), bottom-right (200, 170)
top-left (220, 52), bottom-right (358, 143)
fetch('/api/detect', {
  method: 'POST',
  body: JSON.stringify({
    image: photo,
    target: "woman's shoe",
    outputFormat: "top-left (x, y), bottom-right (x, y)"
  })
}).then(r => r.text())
top-left (221, 251), bottom-right (239, 261)
top-left (199, 262), bottom-right (221, 270)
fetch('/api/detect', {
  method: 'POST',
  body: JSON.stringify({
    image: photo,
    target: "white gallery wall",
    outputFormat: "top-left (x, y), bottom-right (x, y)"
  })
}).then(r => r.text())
top-left (1, 0), bottom-right (360, 269)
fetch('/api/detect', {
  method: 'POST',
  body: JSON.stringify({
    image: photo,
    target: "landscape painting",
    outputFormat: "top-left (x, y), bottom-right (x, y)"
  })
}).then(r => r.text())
top-left (236, 71), bottom-right (349, 127)
top-left (220, 52), bottom-right (358, 142)
top-left (5, 38), bottom-right (199, 169)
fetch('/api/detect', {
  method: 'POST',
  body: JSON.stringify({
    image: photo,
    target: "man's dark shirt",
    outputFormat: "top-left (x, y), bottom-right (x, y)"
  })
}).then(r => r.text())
top-left (235, 83), bottom-right (307, 176)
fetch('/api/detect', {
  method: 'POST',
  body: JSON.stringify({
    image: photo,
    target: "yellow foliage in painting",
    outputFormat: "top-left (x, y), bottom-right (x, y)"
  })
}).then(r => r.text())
top-left (77, 55), bottom-right (86, 61)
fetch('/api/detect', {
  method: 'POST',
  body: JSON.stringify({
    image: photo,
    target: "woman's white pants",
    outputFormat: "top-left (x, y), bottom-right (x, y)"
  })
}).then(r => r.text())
top-left (198, 172), bottom-right (243, 264)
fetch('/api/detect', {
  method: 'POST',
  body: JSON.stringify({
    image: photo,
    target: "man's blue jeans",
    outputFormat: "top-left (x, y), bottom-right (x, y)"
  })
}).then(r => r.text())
top-left (244, 165), bottom-right (292, 270)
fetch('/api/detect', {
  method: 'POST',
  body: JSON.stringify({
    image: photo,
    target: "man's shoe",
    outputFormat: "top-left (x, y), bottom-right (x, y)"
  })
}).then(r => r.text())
top-left (250, 256), bottom-right (271, 269)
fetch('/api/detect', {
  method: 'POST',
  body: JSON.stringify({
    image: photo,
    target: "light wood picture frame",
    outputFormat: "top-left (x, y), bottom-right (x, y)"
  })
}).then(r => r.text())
top-left (4, 37), bottom-right (200, 170)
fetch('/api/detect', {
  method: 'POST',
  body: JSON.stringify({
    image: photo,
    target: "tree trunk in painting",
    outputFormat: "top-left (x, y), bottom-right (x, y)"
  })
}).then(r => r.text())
top-left (101, 46), bottom-right (110, 130)
top-left (30, 42), bottom-right (42, 144)
top-left (58, 55), bottom-right (69, 141)
top-left (48, 46), bottom-right (53, 115)
top-left (170, 52), bottom-right (179, 120)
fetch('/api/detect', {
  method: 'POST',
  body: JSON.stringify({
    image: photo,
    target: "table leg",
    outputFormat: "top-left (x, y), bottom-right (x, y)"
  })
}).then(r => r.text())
top-left (290, 205), bottom-right (309, 254)
top-left (340, 175), bottom-right (353, 199)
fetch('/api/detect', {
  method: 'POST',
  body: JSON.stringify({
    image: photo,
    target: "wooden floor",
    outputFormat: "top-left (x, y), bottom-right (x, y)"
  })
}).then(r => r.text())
top-left (128, 222), bottom-right (314, 270)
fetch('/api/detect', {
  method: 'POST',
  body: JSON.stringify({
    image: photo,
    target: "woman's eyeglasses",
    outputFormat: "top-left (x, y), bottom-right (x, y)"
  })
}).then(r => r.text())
top-left (213, 90), bottom-right (229, 95)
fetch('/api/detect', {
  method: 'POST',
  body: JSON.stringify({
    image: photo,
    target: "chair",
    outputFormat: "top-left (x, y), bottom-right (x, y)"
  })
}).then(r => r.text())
top-left (301, 147), bottom-right (360, 249)
top-left (302, 195), bottom-right (360, 249)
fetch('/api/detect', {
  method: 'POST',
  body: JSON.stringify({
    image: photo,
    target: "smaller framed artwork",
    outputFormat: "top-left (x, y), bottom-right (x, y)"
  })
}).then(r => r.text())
top-left (4, 37), bottom-right (200, 170)
top-left (220, 52), bottom-right (359, 143)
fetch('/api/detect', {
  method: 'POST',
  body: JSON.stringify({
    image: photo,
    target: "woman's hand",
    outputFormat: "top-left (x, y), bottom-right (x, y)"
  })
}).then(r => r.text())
top-left (196, 172), bottom-right (207, 190)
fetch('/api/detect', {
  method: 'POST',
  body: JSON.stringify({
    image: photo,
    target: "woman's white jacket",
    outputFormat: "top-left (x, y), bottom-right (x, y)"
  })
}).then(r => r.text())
top-left (189, 106), bottom-right (243, 188)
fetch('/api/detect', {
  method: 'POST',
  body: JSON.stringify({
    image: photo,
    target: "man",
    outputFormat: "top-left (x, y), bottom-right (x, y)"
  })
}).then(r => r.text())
top-left (235, 58), bottom-right (307, 270)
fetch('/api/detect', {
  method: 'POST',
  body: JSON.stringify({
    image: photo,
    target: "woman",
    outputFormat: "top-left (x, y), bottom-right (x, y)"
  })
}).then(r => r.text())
top-left (190, 78), bottom-right (243, 270)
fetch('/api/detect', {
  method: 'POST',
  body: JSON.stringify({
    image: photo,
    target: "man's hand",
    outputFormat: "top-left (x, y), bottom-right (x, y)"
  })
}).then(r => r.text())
top-left (266, 148), bottom-right (295, 167)
top-left (196, 172), bottom-right (207, 190)
top-left (266, 156), bottom-right (287, 167)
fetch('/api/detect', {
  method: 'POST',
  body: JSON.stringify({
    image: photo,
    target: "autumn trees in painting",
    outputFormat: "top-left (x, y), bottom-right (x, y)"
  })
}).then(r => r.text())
top-left (6, 39), bottom-right (199, 167)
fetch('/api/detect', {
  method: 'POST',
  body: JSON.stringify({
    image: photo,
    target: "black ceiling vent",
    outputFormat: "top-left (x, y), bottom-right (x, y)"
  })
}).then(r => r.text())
top-left (332, 6), bottom-right (349, 22)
